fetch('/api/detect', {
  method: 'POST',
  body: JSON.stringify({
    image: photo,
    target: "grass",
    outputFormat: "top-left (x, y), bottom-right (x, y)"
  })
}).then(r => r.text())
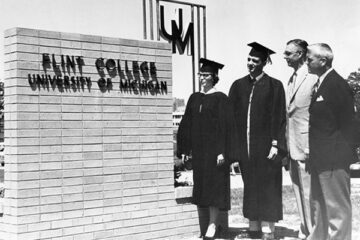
top-left (229, 184), bottom-right (360, 239)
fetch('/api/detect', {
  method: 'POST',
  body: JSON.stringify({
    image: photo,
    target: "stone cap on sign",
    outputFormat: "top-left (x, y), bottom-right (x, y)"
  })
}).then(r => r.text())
top-left (175, 186), bottom-right (192, 199)
top-left (4, 27), bottom-right (172, 50)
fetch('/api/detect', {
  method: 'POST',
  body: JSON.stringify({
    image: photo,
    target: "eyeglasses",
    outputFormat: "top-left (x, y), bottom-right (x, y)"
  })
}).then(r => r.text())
top-left (283, 51), bottom-right (301, 56)
top-left (197, 73), bottom-right (213, 78)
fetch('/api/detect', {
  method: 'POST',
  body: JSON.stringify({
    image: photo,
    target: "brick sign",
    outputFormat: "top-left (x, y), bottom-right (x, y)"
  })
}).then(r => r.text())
top-left (1, 28), bottom-right (199, 240)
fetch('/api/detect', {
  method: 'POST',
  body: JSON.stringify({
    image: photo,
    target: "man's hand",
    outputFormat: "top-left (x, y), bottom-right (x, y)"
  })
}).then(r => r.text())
top-left (181, 154), bottom-right (189, 164)
top-left (217, 154), bottom-right (225, 166)
top-left (230, 162), bottom-right (239, 175)
top-left (267, 146), bottom-right (278, 160)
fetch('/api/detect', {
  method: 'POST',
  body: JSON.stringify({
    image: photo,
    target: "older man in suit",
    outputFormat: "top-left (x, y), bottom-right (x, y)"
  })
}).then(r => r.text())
top-left (284, 39), bottom-right (317, 240)
top-left (306, 43), bottom-right (357, 240)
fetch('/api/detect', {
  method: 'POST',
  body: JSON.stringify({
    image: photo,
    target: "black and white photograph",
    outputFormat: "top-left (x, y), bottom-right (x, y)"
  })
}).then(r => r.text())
top-left (0, 0), bottom-right (359, 239)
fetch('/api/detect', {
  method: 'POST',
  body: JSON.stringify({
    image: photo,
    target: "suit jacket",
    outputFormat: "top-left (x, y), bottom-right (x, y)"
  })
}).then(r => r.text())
top-left (287, 65), bottom-right (318, 160)
top-left (309, 69), bottom-right (357, 171)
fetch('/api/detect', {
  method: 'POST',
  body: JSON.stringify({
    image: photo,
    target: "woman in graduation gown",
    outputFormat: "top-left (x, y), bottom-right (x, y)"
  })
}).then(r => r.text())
top-left (177, 58), bottom-right (239, 239)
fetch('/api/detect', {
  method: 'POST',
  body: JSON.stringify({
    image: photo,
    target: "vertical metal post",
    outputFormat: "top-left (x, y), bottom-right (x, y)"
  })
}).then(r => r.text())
top-left (197, 6), bottom-right (201, 90)
top-left (143, 0), bottom-right (147, 39)
top-left (191, 5), bottom-right (196, 92)
top-left (156, 0), bottom-right (206, 92)
top-left (156, 0), bottom-right (160, 41)
top-left (203, 7), bottom-right (207, 58)
top-left (149, 0), bottom-right (154, 40)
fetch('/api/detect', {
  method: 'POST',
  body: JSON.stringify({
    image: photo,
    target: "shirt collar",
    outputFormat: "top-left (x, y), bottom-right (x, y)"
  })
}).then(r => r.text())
top-left (318, 67), bottom-right (333, 86)
top-left (250, 72), bottom-right (265, 82)
top-left (295, 64), bottom-right (308, 77)
top-left (289, 64), bottom-right (308, 84)
top-left (201, 87), bottom-right (217, 95)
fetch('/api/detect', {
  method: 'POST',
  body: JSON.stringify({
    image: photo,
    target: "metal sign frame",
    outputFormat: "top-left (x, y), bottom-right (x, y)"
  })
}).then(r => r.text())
top-left (143, 0), bottom-right (207, 92)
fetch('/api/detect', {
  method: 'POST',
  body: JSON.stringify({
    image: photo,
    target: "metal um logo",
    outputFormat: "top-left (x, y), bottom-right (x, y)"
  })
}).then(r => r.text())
top-left (160, 5), bottom-right (194, 55)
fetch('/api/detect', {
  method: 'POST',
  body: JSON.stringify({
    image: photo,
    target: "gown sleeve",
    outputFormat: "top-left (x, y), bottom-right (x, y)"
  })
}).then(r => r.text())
top-left (270, 80), bottom-right (287, 159)
top-left (228, 80), bottom-right (238, 108)
top-left (176, 94), bottom-right (193, 158)
top-left (218, 95), bottom-right (241, 165)
top-left (215, 95), bottom-right (227, 157)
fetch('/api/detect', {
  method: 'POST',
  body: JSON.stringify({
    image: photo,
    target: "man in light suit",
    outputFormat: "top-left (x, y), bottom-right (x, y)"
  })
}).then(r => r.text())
top-left (306, 43), bottom-right (357, 240)
top-left (284, 39), bottom-right (317, 240)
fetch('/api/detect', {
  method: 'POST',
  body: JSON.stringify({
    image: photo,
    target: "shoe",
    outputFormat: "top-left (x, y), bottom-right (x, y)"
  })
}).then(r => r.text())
top-left (204, 225), bottom-right (221, 239)
top-left (215, 225), bottom-right (222, 238)
top-left (203, 234), bottom-right (214, 240)
top-left (235, 230), bottom-right (262, 239)
top-left (298, 231), bottom-right (307, 240)
top-left (261, 232), bottom-right (276, 240)
top-left (204, 224), bottom-right (216, 238)
top-left (199, 235), bottom-right (214, 240)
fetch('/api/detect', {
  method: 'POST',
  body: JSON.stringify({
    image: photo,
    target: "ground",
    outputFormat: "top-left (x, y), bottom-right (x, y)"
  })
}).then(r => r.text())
top-left (183, 169), bottom-right (360, 240)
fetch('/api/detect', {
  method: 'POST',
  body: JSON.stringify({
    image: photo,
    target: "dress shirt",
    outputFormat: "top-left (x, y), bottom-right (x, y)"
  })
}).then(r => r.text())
top-left (317, 68), bottom-right (333, 89)
top-left (289, 64), bottom-right (310, 93)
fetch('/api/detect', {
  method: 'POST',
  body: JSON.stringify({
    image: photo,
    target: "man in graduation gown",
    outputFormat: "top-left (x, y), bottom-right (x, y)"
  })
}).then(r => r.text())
top-left (229, 42), bottom-right (287, 240)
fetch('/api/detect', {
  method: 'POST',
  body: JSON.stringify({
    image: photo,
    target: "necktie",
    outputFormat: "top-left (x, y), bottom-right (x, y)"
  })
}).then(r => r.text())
top-left (288, 72), bottom-right (297, 97)
top-left (249, 77), bottom-right (256, 85)
top-left (313, 78), bottom-right (320, 95)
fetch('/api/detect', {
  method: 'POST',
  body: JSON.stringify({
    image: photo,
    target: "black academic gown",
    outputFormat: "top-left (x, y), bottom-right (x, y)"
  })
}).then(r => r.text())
top-left (177, 91), bottom-right (239, 210)
top-left (228, 74), bottom-right (287, 222)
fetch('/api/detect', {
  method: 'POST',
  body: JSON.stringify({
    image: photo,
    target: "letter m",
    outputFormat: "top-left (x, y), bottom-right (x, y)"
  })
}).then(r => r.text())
top-left (160, 5), bottom-right (194, 55)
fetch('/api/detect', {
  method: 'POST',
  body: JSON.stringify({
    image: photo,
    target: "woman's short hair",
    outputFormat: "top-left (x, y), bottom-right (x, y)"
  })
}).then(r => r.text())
top-left (212, 74), bottom-right (219, 86)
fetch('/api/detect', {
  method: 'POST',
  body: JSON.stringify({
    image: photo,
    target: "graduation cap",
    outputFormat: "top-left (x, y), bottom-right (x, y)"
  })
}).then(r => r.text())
top-left (248, 42), bottom-right (275, 64)
top-left (199, 58), bottom-right (224, 74)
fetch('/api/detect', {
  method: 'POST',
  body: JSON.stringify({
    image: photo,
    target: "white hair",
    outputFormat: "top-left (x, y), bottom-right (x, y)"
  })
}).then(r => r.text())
top-left (308, 43), bottom-right (334, 67)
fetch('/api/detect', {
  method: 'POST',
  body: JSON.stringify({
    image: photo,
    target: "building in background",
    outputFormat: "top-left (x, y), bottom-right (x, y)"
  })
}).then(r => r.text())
top-left (173, 111), bottom-right (184, 127)
top-left (173, 97), bottom-right (185, 127)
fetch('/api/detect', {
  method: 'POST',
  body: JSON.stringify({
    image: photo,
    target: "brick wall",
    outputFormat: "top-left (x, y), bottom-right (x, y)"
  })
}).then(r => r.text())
top-left (1, 28), bottom-right (199, 240)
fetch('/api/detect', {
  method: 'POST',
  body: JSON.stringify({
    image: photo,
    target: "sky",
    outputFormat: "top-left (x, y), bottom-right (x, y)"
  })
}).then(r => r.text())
top-left (0, 0), bottom-right (359, 102)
